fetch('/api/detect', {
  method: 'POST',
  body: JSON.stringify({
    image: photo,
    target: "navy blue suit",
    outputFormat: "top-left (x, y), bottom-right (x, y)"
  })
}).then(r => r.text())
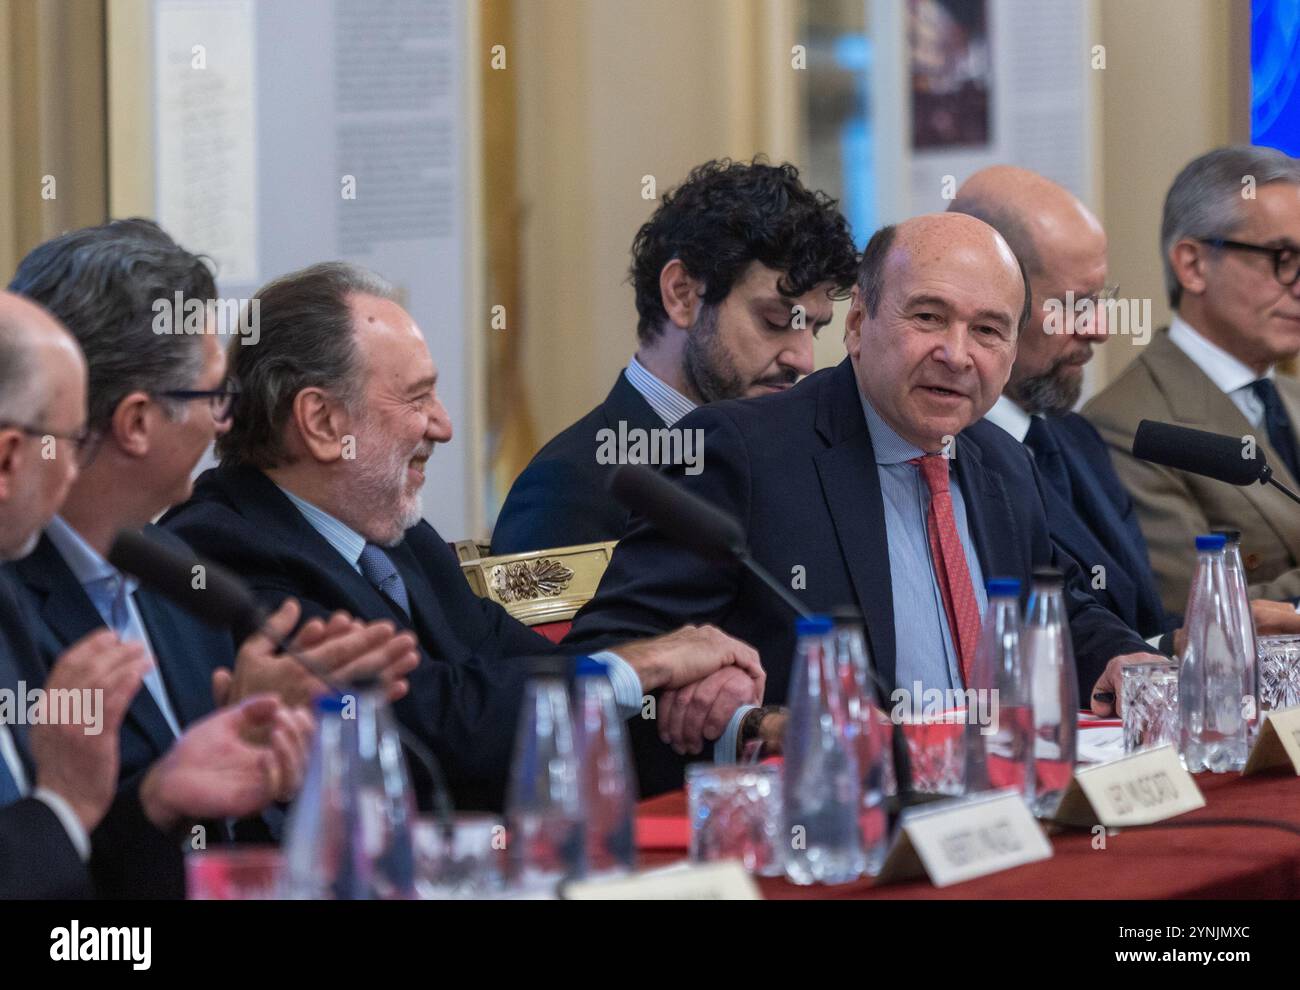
top-left (1028, 413), bottom-right (1175, 641)
top-left (567, 359), bottom-right (1152, 795)
top-left (0, 573), bottom-right (89, 899)
top-left (0, 571), bottom-right (184, 899)
top-left (6, 526), bottom-right (229, 781)
top-left (492, 373), bottom-right (663, 554)
top-left (162, 465), bottom-right (570, 811)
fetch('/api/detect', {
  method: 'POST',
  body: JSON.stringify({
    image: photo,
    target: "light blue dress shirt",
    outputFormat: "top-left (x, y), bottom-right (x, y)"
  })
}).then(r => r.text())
top-left (624, 357), bottom-right (698, 427)
top-left (859, 397), bottom-right (989, 691)
top-left (44, 516), bottom-right (184, 739)
top-left (276, 488), bottom-right (646, 718)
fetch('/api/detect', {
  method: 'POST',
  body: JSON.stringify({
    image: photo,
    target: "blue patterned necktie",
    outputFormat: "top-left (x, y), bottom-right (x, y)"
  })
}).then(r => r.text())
top-left (358, 543), bottom-right (411, 618)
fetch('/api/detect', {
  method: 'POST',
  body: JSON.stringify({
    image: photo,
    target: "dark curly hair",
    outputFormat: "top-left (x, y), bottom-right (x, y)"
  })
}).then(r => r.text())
top-left (629, 158), bottom-right (859, 344)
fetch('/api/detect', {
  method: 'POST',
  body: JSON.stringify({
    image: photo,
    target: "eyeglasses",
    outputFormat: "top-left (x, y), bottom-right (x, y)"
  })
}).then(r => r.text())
top-left (0, 421), bottom-right (97, 463)
top-left (157, 378), bottom-right (241, 422)
top-left (1197, 238), bottom-right (1300, 287)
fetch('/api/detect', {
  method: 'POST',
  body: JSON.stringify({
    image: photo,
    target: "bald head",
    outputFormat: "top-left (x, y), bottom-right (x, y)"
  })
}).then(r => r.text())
top-left (0, 291), bottom-right (84, 424)
top-left (0, 290), bottom-right (87, 560)
top-left (949, 166), bottom-right (1111, 414)
top-left (846, 213), bottom-right (1029, 452)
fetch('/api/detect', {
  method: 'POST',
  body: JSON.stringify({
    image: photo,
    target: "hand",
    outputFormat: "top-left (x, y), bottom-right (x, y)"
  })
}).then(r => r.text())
top-left (658, 665), bottom-right (766, 755)
top-left (31, 630), bottom-right (151, 833)
top-left (139, 695), bottom-right (314, 831)
top-left (613, 624), bottom-right (764, 693)
top-left (1169, 599), bottom-right (1299, 658)
top-left (213, 599), bottom-right (419, 709)
top-left (1248, 599), bottom-right (1300, 636)
top-left (1090, 652), bottom-right (1167, 716)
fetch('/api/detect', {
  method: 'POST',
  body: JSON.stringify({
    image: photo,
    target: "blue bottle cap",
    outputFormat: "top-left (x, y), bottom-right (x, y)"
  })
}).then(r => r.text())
top-left (1195, 534), bottom-right (1227, 552)
top-left (986, 577), bottom-right (1020, 597)
top-left (795, 615), bottom-right (834, 637)
top-left (575, 656), bottom-right (608, 677)
top-left (315, 693), bottom-right (347, 714)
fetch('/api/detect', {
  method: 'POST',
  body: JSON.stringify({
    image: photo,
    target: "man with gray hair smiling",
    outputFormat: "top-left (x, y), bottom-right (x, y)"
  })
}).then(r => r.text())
top-left (163, 260), bottom-right (765, 810)
top-left (1086, 145), bottom-right (1300, 613)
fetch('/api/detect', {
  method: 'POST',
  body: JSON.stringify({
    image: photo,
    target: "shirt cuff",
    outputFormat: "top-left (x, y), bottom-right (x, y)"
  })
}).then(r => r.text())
top-left (593, 651), bottom-right (644, 719)
top-left (714, 704), bottom-right (760, 766)
top-left (33, 787), bottom-right (91, 862)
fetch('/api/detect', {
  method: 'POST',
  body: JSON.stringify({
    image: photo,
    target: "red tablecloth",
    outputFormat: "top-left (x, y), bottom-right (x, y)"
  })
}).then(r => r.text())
top-left (636, 769), bottom-right (1300, 898)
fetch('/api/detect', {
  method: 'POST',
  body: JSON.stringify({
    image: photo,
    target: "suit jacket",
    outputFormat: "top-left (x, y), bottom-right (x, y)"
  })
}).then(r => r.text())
top-left (0, 571), bottom-right (183, 899)
top-left (567, 359), bottom-right (1152, 796)
top-left (6, 526), bottom-right (229, 781)
top-left (1031, 413), bottom-right (1174, 640)
top-left (1084, 327), bottom-right (1300, 613)
top-left (0, 574), bottom-right (88, 898)
top-left (492, 371), bottom-right (664, 554)
top-left (162, 464), bottom-right (569, 811)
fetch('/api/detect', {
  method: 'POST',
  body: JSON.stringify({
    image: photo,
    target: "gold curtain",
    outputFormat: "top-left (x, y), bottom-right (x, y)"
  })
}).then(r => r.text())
top-left (0, 0), bottom-right (108, 283)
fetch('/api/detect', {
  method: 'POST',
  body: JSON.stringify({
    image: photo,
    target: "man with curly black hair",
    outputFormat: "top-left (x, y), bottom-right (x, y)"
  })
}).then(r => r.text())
top-left (491, 158), bottom-right (859, 554)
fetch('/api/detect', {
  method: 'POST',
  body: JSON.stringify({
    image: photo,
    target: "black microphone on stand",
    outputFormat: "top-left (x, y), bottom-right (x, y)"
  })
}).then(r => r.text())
top-left (607, 463), bottom-right (933, 816)
top-left (107, 529), bottom-right (456, 832)
top-left (1132, 419), bottom-right (1300, 507)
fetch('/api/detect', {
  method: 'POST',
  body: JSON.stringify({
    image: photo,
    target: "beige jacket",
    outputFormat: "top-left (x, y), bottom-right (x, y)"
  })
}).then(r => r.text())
top-left (1083, 327), bottom-right (1300, 614)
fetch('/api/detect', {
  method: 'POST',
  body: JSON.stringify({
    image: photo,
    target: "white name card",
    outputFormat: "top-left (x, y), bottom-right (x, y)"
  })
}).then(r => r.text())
top-left (563, 861), bottom-right (760, 901)
top-left (1244, 705), bottom-right (1300, 776)
top-left (1054, 744), bottom-right (1204, 828)
top-left (876, 789), bottom-right (1052, 889)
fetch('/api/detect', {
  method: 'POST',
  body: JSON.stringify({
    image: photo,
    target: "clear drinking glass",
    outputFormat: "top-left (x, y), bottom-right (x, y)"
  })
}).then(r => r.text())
top-left (412, 813), bottom-right (505, 899)
top-left (1256, 635), bottom-right (1300, 713)
top-left (687, 763), bottom-right (784, 878)
top-left (1122, 662), bottom-right (1180, 754)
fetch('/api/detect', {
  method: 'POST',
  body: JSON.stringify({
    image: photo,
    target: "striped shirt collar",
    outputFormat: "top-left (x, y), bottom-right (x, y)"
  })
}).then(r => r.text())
top-left (858, 390), bottom-right (928, 466)
top-left (624, 356), bottom-right (698, 427)
top-left (278, 487), bottom-right (367, 572)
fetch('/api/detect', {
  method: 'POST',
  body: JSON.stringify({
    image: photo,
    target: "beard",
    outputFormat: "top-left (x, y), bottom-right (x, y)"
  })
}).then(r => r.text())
top-left (349, 415), bottom-right (429, 547)
top-left (1007, 356), bottom-right (1085, 415)
top-left (681, 304), bottom-right (799, 403)
top-left (682, 305), bottom-right (745, 403)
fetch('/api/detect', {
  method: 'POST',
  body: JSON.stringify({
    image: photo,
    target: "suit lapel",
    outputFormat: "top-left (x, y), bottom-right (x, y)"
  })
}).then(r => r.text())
top-left (1146, 331), bottom-right (1300, 562)
top-left (14, 535), bottom-right (176, 753)
top-left (812, 361), bottom-right (898, 690)
top-left (952, 432), bottom-right (1023, 584)
top-left (133, 591), bottom-right (215, 727)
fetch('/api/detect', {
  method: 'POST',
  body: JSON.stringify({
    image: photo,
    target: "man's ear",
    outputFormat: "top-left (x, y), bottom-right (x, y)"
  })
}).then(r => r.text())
top-left (844, 286), bottom-right (865, 360)
top-left (292, 388), bottom-right (350, 463)
top-left (109, 392), bottom-right (153, 458)
top-left (1170, 238), bottom-right (1209, 301)
top-left (0, 431), bottom-right (23, 501)
top-left (659, 258), bottom-right (706, 331)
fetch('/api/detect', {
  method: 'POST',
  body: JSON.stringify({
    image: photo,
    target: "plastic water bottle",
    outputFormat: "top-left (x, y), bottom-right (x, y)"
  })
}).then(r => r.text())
top-left (965, 578), bottom-right (1034, 803)
top-left (573, 657), bottom-right (637, 878)
top-left (783, 615), bottom-right (865, 885)
top-left (828, 610), bottom-right (889, 876)
top-left (282, 685), bottom-right (416, 899)
top-left (1023, 568), bottom-right (1078, 817)
top-left (1212, 529), bottom-right (1259, 734)
top-left (505, 657), bottom-right (585, 890)
top-left (1180, 534), bottom-right (1251, 772)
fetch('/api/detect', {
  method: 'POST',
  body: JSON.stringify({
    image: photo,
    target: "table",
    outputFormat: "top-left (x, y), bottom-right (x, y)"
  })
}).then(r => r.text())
top-left (636, 769), bottom-right (1300, 898)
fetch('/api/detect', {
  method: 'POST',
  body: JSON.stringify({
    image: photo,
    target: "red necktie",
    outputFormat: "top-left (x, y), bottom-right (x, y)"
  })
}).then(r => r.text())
top-left (910, 454), bottom-right (981, 687)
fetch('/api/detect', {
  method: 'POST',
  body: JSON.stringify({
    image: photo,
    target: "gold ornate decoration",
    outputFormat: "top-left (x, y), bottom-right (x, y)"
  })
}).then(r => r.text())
top-left (488, 557), bottom-right (575, 603)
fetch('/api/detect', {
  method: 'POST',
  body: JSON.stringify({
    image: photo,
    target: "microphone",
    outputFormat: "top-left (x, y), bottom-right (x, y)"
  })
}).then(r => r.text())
top-left (606, 464), bottom-right (930, 814)
top-left (107, 529), bottom-right (456, 831)
top-left (1132, 419), bottom-right (1300, 506)
top-left (608, 464), bottom-right (810, 617)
